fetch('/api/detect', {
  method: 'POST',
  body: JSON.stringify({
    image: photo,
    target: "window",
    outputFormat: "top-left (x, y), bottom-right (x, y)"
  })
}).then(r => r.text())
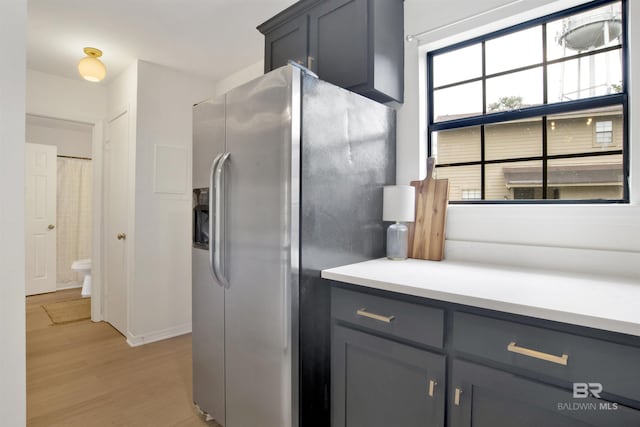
top-left (428, 0), bottom-right (628, 203)
top-left (462, 189), bottom-right (482, 200)
top-left (595, 120), bottom-right (614, 145)
top-left (514, 188), bottom-right (536, 200)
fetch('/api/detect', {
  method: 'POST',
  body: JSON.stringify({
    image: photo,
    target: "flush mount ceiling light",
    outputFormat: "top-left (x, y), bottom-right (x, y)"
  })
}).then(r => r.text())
top-left (78, 47), bottom-right (106, 82)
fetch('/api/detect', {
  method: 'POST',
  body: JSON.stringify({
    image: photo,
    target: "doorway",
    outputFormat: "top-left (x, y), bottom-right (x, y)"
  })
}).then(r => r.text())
top-left (25, 115), bottom-right (94, 295)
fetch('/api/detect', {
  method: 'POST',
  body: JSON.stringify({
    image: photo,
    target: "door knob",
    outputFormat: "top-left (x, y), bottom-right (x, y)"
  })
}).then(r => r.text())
top-left (48, 224), bottom-right (55, 230)
top-left (117, 233), bottom-right (127, 240)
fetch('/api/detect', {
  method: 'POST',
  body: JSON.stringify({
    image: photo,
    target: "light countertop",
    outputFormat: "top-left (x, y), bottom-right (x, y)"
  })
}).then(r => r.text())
top-left (321, 258), bottom-right (640, 337)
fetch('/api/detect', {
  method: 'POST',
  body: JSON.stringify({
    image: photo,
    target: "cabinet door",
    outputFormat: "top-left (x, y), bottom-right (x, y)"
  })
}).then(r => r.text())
top-left (308, 0), bottom-right (368, 90)
top-left (332, 324), bottom-right (445, 427)
top-left (264, 14), bottom-right (309, 73)
top-left (450, 359), bottom-right (640, 427)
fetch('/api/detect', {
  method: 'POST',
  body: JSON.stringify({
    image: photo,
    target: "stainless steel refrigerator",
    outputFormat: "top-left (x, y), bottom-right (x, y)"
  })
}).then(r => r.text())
top-left (192, 64), bottom-right (395, 427)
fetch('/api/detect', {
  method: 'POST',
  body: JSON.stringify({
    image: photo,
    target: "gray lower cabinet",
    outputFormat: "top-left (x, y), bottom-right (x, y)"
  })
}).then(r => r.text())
top-left (330, 283), bottom-right (640, 427)
top-left (332, 324), bottom-right (446, 427)
top-left (258, 0), bottom-right (404, 103)
top-left (449, 359), bottom-right (640, 427)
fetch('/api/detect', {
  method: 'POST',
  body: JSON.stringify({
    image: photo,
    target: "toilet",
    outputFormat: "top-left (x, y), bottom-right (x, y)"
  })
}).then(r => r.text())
top-left (71, 259), bottom-right (92, 298)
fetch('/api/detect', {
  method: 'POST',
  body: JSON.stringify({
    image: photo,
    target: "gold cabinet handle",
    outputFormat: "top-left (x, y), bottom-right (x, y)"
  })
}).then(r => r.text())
top-left (454, 387), bottom-right (463, 406)
top-left (48, 224), bottom-right (55, 230)
top-left (356, 308), bottom-right (395, 323)
top-left (307, 56), bottom-right (315, 69)
top-left (428, 380), bottom-right (437, 397)
top-left (117, 233), bottom-right (127, 240)
top-left (507, 341), bottom-right (568, 366)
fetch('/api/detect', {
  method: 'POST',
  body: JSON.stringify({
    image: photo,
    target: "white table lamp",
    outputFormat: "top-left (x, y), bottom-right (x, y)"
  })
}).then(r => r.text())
top-left (383, 185), bottom-right (415, 260)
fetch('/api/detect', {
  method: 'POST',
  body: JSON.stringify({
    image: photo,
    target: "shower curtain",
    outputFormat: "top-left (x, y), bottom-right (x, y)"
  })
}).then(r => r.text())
top-left (57, 158), bottom-right (92, 285)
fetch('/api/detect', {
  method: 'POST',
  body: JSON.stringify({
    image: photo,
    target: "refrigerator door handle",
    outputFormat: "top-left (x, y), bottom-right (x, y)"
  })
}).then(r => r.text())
top-left (208, 153), bottom-right (223, 284)
top-left (213, 152), bottom-right (231, 288)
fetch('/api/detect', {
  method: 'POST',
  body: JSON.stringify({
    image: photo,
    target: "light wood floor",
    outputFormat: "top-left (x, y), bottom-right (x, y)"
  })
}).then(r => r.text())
top-left (27, 289), bottom-right (219, 427)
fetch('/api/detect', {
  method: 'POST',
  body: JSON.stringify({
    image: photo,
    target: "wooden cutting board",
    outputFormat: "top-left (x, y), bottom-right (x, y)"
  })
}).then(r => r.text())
top-left (407, 158), bottom-right (450, 261)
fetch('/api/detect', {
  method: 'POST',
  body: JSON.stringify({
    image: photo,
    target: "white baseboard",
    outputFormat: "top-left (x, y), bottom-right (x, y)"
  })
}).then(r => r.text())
top-left (56, 283), bottom-right (82, 291)
top-left (126, 323), bottom-right (192, 347)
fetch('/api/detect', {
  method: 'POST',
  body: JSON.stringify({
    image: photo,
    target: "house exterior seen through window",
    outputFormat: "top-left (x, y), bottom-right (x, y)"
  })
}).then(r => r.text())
top-left (428, 0), bottom-right (628, 203)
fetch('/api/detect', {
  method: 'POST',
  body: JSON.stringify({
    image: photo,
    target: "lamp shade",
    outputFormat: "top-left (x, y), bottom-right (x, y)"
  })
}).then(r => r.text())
top-left (78, 47), bottom-right (106, 82)
top-left (383, 185), bottom-right (415, 222)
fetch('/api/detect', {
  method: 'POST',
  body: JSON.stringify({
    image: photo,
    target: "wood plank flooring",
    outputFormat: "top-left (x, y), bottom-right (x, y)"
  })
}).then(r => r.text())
top-left (27, 289), bottom-right (219, 427)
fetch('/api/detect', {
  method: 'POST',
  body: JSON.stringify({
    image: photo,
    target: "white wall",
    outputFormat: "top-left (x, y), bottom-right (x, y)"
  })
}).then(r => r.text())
top-left (26, 69), bottom-right (107, 121)
top-left (108, 62), bottom-right (138, 116)
top-left (0, 0), bottom-right (26, 425)
top-left (26, 115), bottom-right (93, 158)
top-left (398, 0), bottom-right (640, 277)
top-left (127, 61), bottom-right (215, 345)
top-left (213, 60), bottom-right (264, 97)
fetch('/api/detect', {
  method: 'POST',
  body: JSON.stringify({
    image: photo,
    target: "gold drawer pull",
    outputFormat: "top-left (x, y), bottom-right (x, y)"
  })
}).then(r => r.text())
top-left (454, 387), bottom-right (462, 406)
top-left (428, 380), bottom-right (437, 397)
top-left (507, 341), bottom-right (568, 366)
top-left (356, 308), bottom-right (395, 323)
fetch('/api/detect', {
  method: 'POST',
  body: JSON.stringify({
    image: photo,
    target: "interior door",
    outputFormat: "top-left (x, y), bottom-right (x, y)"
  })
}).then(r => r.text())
top-left (25, 143), bottom-right (57, 296)
top-left (104, 111), bottom-right (129, 336)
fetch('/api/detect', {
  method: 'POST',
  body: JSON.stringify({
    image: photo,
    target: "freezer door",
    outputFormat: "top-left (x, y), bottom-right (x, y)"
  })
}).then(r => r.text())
top-left (223, 66), bottom-right (299, 427)
top-left (193, 97), bottom-right (226, 188)
top-left (192, 248), bottom-right (225, 424)
top-left (192, 97), bottom-right (226, 425)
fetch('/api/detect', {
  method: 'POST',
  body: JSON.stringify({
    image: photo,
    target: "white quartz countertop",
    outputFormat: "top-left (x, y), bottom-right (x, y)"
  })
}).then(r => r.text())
top-left (321, 258), bottom-right (640, 337)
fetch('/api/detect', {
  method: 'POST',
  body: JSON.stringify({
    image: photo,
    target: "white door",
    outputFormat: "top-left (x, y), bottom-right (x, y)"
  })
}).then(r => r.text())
top-left (25, 143), bottom-right (57, 296)
top-left (104, 111), bottom-right (129, 336)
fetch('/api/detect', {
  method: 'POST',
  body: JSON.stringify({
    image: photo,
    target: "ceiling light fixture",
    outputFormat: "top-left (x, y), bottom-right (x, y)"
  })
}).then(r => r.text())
top-left (78, 47), bottom-right (106, 82)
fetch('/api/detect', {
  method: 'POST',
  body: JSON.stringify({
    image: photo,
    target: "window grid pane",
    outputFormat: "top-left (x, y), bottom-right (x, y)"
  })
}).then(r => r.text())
top-left (428, 0), bottom-right (627, 203)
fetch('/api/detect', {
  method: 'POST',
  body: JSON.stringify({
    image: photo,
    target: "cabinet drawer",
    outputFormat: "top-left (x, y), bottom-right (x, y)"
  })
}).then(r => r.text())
top-left (332, 287), bottom-right (444, 348)
top-left (452, 312), bottom-right (640, 402)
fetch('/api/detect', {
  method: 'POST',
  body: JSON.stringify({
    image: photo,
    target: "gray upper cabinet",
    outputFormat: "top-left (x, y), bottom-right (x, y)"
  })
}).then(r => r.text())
top-left (264, 14), bottom-right (309, 71)
top-left (308, 0), bottom-right (368, 91)
top-left (258, 0), bottom-right (404, 103)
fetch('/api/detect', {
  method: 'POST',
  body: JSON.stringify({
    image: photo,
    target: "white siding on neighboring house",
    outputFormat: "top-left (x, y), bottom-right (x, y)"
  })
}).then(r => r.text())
top-left (437, 108), bottom-right (624, 201)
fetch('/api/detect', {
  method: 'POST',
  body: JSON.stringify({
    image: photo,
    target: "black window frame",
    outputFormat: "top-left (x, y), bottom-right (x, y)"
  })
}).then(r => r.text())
top-left (427, 0), bottom-right (629, 204)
